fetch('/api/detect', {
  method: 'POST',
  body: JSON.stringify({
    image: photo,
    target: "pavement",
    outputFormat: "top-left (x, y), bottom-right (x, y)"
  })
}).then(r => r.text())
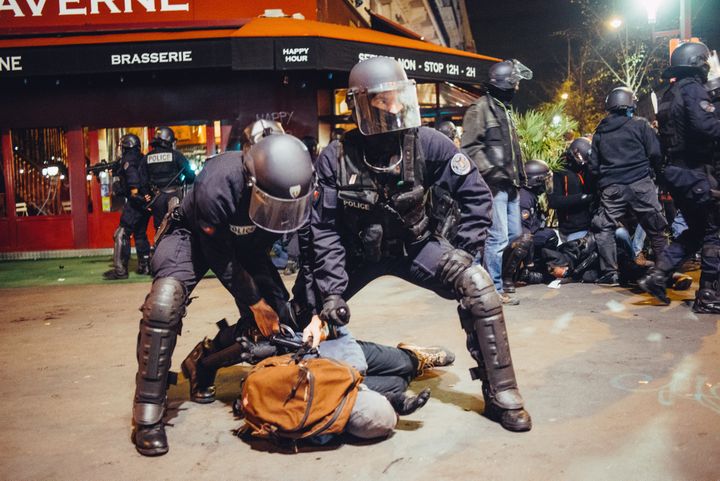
top-left (0, 272), bottom-right (718, 481)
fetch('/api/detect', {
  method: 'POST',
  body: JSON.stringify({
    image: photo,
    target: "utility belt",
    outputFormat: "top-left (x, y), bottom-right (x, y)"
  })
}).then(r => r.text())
top-left (153, 197), bottom-right (183, 245)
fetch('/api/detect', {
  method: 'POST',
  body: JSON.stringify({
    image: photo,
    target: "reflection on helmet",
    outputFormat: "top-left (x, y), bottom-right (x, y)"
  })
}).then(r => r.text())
top-left (117, 133), bottom-right (141, 158)
top-left (524, 159), bottom-right (552, 194)
top-left (347, 57), bottom-right (421, 135)
top-left (244, 134), bottom-right (316, 233)
top-left (243, 119), bottom-right (285, 147)
top-left (567, 137), bottom-right (592, 166)
top-left (151, 127), bottom-right (175, 149)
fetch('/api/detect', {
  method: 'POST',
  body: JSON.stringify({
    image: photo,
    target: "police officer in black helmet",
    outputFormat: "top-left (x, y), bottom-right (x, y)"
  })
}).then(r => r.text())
top-left (142, 127), bottom-right (196, 230)
top-left (304, 56), bottom-right (532, 432)
top-left (639, 41), bottom-right (720, 313)
top-left (589, 86), bottom-right (668, 286)
top-left (103, 134), bottom-right (152, 279)
top-left (131, 134), bottom-right (315, 456)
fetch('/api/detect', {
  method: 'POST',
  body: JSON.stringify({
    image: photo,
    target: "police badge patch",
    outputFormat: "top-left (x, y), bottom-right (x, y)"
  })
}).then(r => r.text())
top-left (450, 153), bottom-right (471, 175)
top-left (289, 184), bottom-right (301, 199)
top-left (699, 100), bottom-right (716, 113)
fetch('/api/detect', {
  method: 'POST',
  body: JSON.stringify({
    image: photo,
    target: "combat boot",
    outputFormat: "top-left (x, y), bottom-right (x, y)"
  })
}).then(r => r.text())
top-left (136, 256), bottom-right (151, 275)
top-left (103, 267), bottom-right (128, 280)
top-left (482, 385), bottom-right (532, 432)
top-left (670, 272), bottom-right (693, 291)
top-left (639, 269), bottom-right (671, 305)
top-left (132, 417), bottom-right (168, 456)
top-left (692, 289), bottom-right (720, 314)
top-left (181, 338), bottom-right (217, 404)
top-left (397, 343), bottom-right (455, 376)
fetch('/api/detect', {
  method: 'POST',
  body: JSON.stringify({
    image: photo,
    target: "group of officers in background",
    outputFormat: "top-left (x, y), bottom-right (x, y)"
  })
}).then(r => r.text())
top-left (457, 41), bottom-right (719, 316)
top-left (103, 39), bottom-right (720, 456)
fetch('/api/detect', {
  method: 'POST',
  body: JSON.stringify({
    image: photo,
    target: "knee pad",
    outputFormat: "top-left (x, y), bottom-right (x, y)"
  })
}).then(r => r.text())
top-left (113, 225), bottom-right (129, 242)
top-left (141, 277), bottom-right (187, 329)
top-left (454, 264), bottom-right (502, 321)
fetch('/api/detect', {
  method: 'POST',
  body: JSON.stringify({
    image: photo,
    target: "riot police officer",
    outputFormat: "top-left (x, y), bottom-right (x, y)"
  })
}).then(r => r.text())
top-left (639, 41), bottom-right (720, 313)
top-left (436, 120), bottom-right (458, 144)
top-left (142, 127), bottom-right (196, 229)
top-left (589, 86), bottom-right (667, 286)
top-left (131, 134), bottom-right (315, 456)
top-left (304, 56), bottom-right (532, 432)
top-left (502, 159), bottom-right (557, 290)
top-left (103, 134), bottom-right (151, 279)
top-left (462, 59), bottom-right (532, 304)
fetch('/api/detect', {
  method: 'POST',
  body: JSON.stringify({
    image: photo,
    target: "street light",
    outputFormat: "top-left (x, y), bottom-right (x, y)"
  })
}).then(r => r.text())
top-left (608, 17), bottom-right (623, 30)
top-left (560, 92), bottom-right (569, 100)
top-left (638, 0), bottom-right (661, 24)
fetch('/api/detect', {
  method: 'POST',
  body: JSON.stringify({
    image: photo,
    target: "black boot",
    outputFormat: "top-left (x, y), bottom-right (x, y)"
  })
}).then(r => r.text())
top-left (386, 388), bottom-right (431, 415)
top-left (132, 421), bottom-right (168, 456)
top-left (181, 338), bottom-right (217, 404)
top-left (482, 385), bottom-right (532, 432)
top-left (136, 256), bottom-right (151, 275)
top-left (639, 269), bottom-right (671, 305)
top-left (692, 277), bottom-right (720, 314)
top-left (103, 268), bottom-right (128, 280)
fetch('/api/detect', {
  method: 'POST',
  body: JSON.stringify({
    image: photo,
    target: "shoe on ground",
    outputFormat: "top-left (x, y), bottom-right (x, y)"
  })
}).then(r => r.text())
top-left (692, 289), bottom-right (720, 314)
top-left (596, 272), bottom-right (620, 287)
top-left (671, 272), bottom-right (693, 291)
top-left (500, 293), bottom-right (520, 305)
top-left (103, 269), bottom-right (128, 280)
top-left (132, 422), bottom-right (169, 456)
top-left (502, 281), bottom-right (516, 293)
top-left (483, 402), bottom-right (533, 432)
top-left (386, 388), bottom-right (431, 415)
top-left (638, 272), bottom-right (671, 305)
top-left (397, 343), bottom-right (455, 376)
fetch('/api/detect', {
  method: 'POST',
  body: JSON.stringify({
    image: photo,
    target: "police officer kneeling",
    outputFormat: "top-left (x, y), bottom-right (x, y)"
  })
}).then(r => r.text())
top-left (639, 41), bottom-right (720, 313)
top-left (304, 56), bottom-right (532, 432)
top-left (131, 134), bottom-right (315, 456)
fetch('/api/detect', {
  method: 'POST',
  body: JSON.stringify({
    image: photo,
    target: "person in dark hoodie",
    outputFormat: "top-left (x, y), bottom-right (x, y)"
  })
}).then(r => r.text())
top-left (589, 86), bottom-right (668, 286)
top-left (548, 137), bottom-right (594, 242)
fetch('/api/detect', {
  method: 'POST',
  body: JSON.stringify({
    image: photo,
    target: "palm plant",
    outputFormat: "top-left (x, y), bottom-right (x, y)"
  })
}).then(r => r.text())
top-left (514, 102), bottom-right (578, 171)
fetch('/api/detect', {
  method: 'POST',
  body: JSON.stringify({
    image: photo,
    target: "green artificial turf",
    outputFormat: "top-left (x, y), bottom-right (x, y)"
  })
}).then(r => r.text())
top-left (0, 256), bottom-right (153, 288)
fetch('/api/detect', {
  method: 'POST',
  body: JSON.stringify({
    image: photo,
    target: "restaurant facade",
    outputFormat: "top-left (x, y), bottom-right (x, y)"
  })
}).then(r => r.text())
top-left (0, 0), bottom-right (498, 252)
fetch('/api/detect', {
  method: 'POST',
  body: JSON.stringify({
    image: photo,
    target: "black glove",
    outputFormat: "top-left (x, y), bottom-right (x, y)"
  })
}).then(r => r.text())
top-left (438, 248), bottom-right (473, 286)
top-left (320, 294), bottom-right (350, 326)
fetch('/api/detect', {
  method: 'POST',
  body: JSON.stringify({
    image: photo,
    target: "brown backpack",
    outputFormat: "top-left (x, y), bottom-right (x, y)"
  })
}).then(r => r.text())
top-left (239, 353), bottom-right (363, 441)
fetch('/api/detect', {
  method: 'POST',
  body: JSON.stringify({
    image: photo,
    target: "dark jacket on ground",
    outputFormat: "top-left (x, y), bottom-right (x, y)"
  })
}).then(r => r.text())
top-left (461, 94), bottom-right (526, 195)
top-left (548, 167), bottom-right (593, 235)
top-left (589, 113), bottom-right (661, 189)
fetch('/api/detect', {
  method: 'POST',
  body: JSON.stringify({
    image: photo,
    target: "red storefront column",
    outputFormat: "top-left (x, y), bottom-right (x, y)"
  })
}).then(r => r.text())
top-left (66, 127), bottom-right (89, 248)
top-left (206, 122), bottom-right (216, 156)
top-left (1, 129), bottom-right (17, 249)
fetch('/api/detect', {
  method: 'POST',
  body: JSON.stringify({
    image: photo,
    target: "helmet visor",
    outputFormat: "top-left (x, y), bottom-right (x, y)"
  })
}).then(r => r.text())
top-left (708, 50), bottom-right (720, 83)
top-left (510, 59), bottom-right (533, 84)
top-left (248, 184), bottom-right (313, 233)
top-left (528, 172), bottom-right (553, 194)
top-left (352, 80), bottom-right (421, 135)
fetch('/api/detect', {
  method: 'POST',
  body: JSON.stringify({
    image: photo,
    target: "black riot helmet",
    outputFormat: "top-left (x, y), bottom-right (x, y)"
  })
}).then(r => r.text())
top-left (524, 159), bottom-right (552, 194)
top-left (151, 127), bottom-right (176, 149)
top-left (668, 41), bottom-right (711, 82)
top-left (242, 119), bottom-right (285, 147)
top-left (487, 59), bottom-right (533, 91)
top-left (347, 56), bottom-right (421, 136)
top-left (244, 134), bottom-right (315, 233)
top-left (436, 121), bottom-right (458, 141)
top-left (117, 133), bottom-right (141, 157)
top-left (566, 137), bottom-right (592, 168)
top-left (605, 86), bottom-right (637, 112)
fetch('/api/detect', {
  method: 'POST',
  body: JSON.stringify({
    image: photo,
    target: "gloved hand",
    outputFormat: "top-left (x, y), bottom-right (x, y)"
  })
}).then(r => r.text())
top-left (249, 298), bottom-right (280, 337)
top-left (302, 315), bottom-right (330, 349)
top-left (320, 294), bottom-right (350, 326)
top-left (438, 248), bottom-right (473, 286)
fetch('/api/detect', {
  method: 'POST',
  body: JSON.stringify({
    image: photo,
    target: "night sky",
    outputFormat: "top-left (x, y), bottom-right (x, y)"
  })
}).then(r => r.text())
top-left (466, 0), bottom-right (720, 110)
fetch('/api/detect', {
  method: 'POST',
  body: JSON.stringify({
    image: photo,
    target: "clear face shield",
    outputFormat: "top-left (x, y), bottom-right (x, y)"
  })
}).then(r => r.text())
top-left (247, 182), bottom-right (315, 234)
top-left (528, 172), bottom-right (553, 194)
top-left (350, 80), bottom-right (422, 135)
top-left (707, 50), bottom-right (720, 89)
top-left (571, 147), bottom-right (590, 167)
top-left (509, 59), bottom-right (533, 87)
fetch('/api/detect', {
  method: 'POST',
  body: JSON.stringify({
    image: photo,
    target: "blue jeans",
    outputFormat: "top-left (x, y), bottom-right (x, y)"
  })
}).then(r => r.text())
top-left (481, 190), bottom-right (522, 293)
top-left (632, 225), bottom-right (646, 256)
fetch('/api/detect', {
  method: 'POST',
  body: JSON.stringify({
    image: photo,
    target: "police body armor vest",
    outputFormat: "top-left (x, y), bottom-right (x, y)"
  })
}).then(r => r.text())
top-left (145, 147), bottom-right (182, 187)
top-left (657, 78), bottom-right (695, 161)
top-left (335, 130), bottom-right (427, 260)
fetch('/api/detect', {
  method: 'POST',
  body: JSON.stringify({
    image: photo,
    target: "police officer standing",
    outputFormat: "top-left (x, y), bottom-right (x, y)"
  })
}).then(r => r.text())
top-left (462, 59), bottom-right (532, 304)
top-left (640, 41), bottom-right (720, 313)
top-left (304, 57), bottom-right (532, 432)
top-left (589, 86), bottom-right (668, 286)
top-left (131, 134), bottom-right (316, 456)
top-left (143, 127), bottom-right (196, 229)
top-left (103, 134), bottom-right (151, 279)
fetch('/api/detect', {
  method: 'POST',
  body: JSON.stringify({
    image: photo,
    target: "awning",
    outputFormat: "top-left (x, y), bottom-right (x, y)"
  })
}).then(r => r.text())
top-left (231, 18), bottom-right (500, 84)
top-left (0, 17), bottom-right (500, 83)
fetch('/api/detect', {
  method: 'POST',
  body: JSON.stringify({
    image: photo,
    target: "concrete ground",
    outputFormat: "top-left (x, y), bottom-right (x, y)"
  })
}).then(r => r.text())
top-left (0, 274), bottom-right (718, 481)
